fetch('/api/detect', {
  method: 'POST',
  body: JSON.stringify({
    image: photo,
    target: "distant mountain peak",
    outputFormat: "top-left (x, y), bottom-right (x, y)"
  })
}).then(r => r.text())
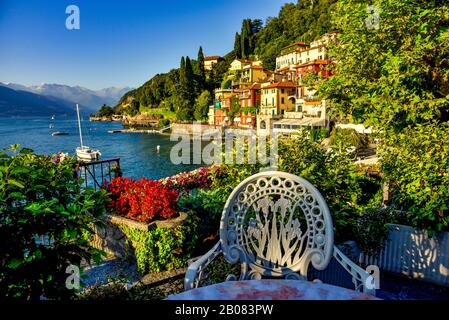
top-left (0, 82), bottom-right (132, 112)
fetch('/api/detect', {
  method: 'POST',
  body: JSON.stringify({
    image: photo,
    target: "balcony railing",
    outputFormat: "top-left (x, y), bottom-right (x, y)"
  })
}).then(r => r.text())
top-left (76, 158), bottom-right (121, 190)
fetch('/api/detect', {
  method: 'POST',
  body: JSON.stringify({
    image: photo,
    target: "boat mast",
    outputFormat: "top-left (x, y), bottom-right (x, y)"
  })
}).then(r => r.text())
top-left (76, 104), bottom-right (84, 148)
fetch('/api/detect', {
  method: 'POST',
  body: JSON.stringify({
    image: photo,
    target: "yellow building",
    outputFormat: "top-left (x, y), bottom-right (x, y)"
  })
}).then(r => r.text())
top-left (204, 56), bottom-right (224, 71)
top-left (260, 81), bottom-right (297, 116)
top-left (229, 59), bottom-right (263, 71)
top-left (240, 65), bottom-right (268, 83)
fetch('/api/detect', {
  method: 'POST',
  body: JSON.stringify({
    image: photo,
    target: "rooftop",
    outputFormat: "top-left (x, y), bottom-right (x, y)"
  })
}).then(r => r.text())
top-left (204, 56), bottom-right (222, 61)
top-left (263, 81), bottom-right (296, 89)
top-left (281, 41), bottom-right (310, 50)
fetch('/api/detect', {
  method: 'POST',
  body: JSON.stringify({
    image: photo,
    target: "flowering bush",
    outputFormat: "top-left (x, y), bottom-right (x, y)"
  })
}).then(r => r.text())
top-left (105, 177), bottom-right (179, 223)
top-left (162, 165), bottom-right (227, 193)
top-left (51, 152), bottom-right (70, 164)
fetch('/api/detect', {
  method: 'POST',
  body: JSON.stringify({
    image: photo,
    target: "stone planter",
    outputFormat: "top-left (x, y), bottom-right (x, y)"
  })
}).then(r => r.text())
top-left (360, 224), bottom-right (449, 287)
top-left (92, 212), bottom-right (190, 259)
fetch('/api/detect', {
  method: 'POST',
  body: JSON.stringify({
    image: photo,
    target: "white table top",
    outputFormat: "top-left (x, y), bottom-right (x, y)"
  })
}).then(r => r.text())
top-left (168, 279), bottom-right (379, 300)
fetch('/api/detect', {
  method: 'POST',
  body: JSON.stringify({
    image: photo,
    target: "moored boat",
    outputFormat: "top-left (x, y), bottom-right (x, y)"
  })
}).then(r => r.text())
top-left (75, 104), bottom-right (101, 161)
top-left (52, 131), bottom-right (69, 136)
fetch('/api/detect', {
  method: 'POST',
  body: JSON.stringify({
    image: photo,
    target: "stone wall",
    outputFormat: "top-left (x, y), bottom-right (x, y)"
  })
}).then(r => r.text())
top-left (92, 212), bottom-right (189, 259)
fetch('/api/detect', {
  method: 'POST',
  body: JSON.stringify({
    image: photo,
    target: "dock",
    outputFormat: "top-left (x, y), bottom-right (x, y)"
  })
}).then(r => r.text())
top-left (108, 125), bottom-right (173, 135)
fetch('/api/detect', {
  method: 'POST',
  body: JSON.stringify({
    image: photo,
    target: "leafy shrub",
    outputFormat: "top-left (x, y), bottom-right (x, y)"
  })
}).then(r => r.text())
top-left (118, 219), bottom-right (198, 273)
top-left (380, 123), bottom-right (449, 232)
top-left (309, 128), bottom-right (328, 142)
top-left (328, 127), bottom-right (368, 152)
top-left (278, 135), bottom-right (382, 242)
top-left (0, 145), bottom-right (109, 300)
top-left (355, 208), bottom-right (394, 255)
top-left (105, 177), bottom-right (179, 223)
top-left (158, 118), bottom-right (170, 127)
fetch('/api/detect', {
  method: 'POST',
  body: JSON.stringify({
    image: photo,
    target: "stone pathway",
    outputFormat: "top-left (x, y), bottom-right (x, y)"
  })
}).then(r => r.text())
top-left (82, 258), bottom-right (141, 288)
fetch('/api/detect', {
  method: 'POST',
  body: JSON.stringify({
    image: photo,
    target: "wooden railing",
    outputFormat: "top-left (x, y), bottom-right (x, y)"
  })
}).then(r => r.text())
top-left (76, 158), bottom-right (121, 190)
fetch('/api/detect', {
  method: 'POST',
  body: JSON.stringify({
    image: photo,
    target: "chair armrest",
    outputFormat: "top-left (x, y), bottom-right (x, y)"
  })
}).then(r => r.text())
top-left (333, 246), bottom-right (376, 296)
top-left (184, 241), bottom-right (222, 291)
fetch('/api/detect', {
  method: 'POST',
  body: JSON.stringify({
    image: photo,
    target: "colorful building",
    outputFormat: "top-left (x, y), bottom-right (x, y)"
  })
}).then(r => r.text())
top-left (204, 56), bottom-right (224, 71)
top-left (260, 81), bottom-right (297, 116)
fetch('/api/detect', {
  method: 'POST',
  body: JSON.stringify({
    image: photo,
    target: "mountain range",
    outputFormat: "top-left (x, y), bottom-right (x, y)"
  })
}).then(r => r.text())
top-left (0, 82), bottom-right (132, 117)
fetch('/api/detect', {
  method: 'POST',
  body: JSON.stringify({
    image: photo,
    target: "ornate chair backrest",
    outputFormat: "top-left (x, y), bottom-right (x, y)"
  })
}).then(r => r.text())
top-left (220, 171), bottom-right (334, 280)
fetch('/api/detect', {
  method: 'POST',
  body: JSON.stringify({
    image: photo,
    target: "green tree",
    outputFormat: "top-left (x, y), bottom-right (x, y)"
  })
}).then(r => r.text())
top-left (319, 0), bottom-right (449, 231)
top-left (197, 46), bottom-right (206, 91)
top-left (319, 0), bottom-right (449, 130)
top-left (226, 97), bottom-right (241, 125)
top-left (128, 99), bottom-right (140, 116)
top-left (194, 90), bottom-right (212, 121)
top-left (234, 32), bottom-right (242, 59)
top-left (241, 19), bottom-right (252, 59)
top-left (96, 104), bottom-right (114, 117)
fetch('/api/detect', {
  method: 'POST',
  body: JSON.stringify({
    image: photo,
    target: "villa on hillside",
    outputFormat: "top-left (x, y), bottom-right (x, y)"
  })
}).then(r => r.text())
top-left (207, 33), bottom-right (338, 135)
top-left (203, 55), bottom-right (224, 71)
top-left (229, 58), bottom-right (262, 71)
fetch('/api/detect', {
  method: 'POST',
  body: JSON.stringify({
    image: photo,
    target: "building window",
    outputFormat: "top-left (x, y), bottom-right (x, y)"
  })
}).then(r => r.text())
top-left (281, 89), bottom-right (284, 94)
top-left (265, 98), bottom-right (268, 106)
top-left (272, 97), bottom-right (275, 106)
top-left (281, 97), bottom-right (285, 104)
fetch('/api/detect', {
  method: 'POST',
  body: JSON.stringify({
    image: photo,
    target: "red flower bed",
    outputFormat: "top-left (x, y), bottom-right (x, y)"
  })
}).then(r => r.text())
top-left (105, 177), bottom-right (179, 223)
top-left (104, 165), bottom-right (227, 223)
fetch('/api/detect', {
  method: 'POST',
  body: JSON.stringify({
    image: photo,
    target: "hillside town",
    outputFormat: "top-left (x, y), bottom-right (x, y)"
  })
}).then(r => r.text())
top-left (205, 32), bottom-right (344, 136)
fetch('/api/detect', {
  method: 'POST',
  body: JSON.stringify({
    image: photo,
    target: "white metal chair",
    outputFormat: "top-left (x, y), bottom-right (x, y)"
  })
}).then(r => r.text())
top-left (184, 171), bottom-right (375, 296)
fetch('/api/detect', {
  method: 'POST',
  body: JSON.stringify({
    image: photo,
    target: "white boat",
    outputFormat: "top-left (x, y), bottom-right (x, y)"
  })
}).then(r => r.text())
top-left (52, 131), bottom-right (69, 136)
top-left (75, 104), bottom-right (101, 161)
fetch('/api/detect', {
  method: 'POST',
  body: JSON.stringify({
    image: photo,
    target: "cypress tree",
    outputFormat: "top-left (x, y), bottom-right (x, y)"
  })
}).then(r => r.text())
top-left (241, 20), bottom-right (250, 59)
top-left (185, 56), bottom-right (194, 86)
top-left (234, 32), bottom-right (242, 59)
top-left (180, 56), bottom-right (185, 70)
top-left (197, 46), bottom-right (206, 90)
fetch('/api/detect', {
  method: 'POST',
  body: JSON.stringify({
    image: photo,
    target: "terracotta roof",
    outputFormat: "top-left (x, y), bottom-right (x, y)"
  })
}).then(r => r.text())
top-left (263, 81), bottom-right (297, 89)
top-left (263, 69), bottom-right (282, 75)
top-left (296, 59), bottom-right (332, 68)
top-left (304, 100), bottom-right (322, 105)
top-left (234, 59), bottom-right (255, 63)
top-left (277, 66), bottom-right (291, 72)
top-left (296, 44), bottom-right (326, 53)
top-left (204, 56), bottom-right (222, 61)
top-left (282, 41), bottom-right (309, 50)
top-left (250, 83), bottom-right (261, 90)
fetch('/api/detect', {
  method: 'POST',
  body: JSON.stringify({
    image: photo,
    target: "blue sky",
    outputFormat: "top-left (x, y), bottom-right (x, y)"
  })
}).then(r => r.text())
top-left (0, 0), bottom-right (289, 90)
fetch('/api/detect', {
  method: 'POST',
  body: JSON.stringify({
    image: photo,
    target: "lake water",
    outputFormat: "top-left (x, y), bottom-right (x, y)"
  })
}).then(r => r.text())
top-left (0, 117), bottom-right (200, 179)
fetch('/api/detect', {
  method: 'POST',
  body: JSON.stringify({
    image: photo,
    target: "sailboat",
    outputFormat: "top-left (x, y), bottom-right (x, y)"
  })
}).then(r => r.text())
top-left (75, 104), bottom-right (101, 161)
